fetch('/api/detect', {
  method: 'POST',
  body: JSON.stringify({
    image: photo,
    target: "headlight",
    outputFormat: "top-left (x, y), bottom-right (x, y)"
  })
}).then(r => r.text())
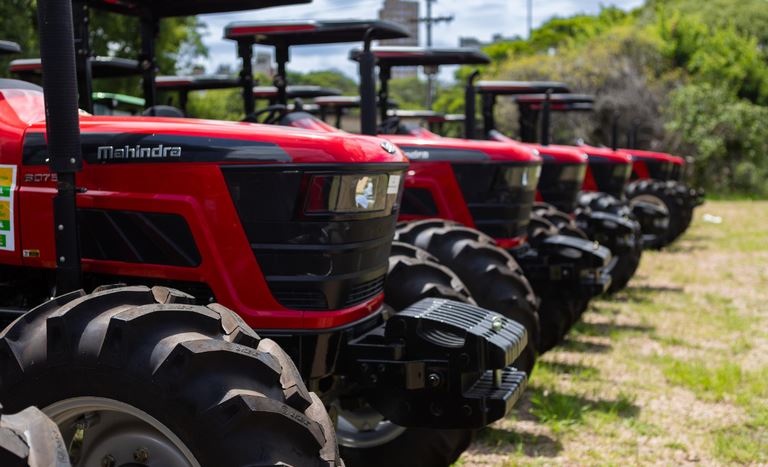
top-left (305, 173), bottom-right (402, 215)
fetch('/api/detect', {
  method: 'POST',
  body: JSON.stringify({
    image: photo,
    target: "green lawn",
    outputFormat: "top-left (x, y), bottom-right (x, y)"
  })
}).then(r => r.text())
top-left (460, 201), bottom-right (768, 465)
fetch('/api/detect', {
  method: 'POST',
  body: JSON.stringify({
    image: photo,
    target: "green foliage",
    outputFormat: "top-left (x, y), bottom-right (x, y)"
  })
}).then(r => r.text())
top-left (285, 69), bottom-right (357, 95)
top-left (664, 83), bottom-right (768, 196)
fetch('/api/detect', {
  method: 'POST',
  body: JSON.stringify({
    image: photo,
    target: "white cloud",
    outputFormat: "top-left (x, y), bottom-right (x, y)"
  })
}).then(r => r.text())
top-left (198, 0), bottom-right (646, 82)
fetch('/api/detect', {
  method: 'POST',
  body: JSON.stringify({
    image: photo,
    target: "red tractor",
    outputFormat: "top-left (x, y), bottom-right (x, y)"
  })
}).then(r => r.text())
top-left (487, 86), bottom-right (698, 248)
top-left (344, 47), bottom-right (642, 295)
top-left (0, 2), bottom-right (531, 466)
top-left (286, 43), bottom-right (613, 354)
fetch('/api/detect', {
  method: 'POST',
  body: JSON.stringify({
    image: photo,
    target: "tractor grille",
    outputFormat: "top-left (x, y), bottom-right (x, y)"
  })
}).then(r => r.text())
top-left (587, 157), bottom-right (631, 198)
top-left (222, 165), bottom-right (403, 312)
top-left (452, 163), bottom-right (540, 239)
top-left (538, 163), bottom-right (586, 213)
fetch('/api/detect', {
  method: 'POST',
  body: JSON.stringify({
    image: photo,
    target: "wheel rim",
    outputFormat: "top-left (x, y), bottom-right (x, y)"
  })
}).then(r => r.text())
top-left (334, 403), bottom-right (407, 449)
top-left (44, 397), bottom-right (199, 467)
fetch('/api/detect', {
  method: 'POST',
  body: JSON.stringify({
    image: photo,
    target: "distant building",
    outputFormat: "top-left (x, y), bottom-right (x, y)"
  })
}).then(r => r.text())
top-left (379, 0), bottom-right (419, 79)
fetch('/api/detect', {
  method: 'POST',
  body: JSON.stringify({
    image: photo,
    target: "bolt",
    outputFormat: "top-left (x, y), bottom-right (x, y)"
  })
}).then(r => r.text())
top-left (360, 363), bottom-right (369, 373)
top-left (57, 224), bottom-right (64, 231)
top-left (59, 256), bottom-right (66, 263)
top-left (369, 374), bottom-right (378, 384)
top-left (593, 241), bottom-right (600, 251)
top-left (101, 455), bottom-right (115, 467)
top-left (427, 372), bottom-right (441, 387)
top-left (377, 363), bottom-right (386, 373)
top-left (69, 157), bottom-right (76, 164)
top-left (491, 316), bottom-right (504, 332)
top-left (133, 447), bottom-right (150, 463)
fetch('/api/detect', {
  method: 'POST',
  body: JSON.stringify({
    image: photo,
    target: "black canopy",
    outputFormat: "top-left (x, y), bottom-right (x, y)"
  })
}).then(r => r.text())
top-left (0, 41), bottom-right (21, 55)
top-left (350, 46), bottom-right (490, 67)
top-left (156, 75), bottom-right (241, 91)
top-left (252, 85), bottom-right (342, 99)
top-left (224, 19), bottom-right (409, 45)
top-left (83, 0), bottom-right (309, 18)
top-left (515, 93), bottom-right (594, 111)
top-left (476, 81), bottom-right (571, 95)
top-left (10, 56), bottom-right (140, 79)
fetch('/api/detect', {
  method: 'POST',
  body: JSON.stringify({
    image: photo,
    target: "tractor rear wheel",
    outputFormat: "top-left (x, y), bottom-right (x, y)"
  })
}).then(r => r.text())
top-left (395, 219), bottom-right (539, 374)
top-left (337, 242), bottom-right (475, 467)
top-left (0, 406), bottom-right (69, 467)
top-left (0, 286), bottom-right (340, 467)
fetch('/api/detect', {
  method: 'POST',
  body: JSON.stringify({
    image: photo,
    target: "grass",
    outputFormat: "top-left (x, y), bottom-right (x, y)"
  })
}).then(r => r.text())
top-left (460, 201), bottom-right (768, 465)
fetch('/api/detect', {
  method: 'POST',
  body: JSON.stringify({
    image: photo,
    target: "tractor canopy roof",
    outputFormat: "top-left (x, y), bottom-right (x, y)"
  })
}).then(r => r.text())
top-left (514, 93), bottom-right (595, 111)
top-left (10, 56), bottom-right (140, 79)
top-left (315, 95), bottom-right (397, 109)
top-left (0, 40), bottom-right (21, 55)
top-left (349, 46), bottom-right (490, 67)
top-left (82, 0), bottom-right (309, 18)
top-left (476, 80), bottom-right (570, 95)
top-left (156, 74), bottom-right (241, 91)
top-left (223, 19), bottom-right (409, 46)
top-left (252, 85), bottom-right (342, 99)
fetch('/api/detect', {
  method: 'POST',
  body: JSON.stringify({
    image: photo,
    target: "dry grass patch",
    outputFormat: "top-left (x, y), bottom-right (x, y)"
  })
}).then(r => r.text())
top-left (459, 201), bottom-right (768, 465)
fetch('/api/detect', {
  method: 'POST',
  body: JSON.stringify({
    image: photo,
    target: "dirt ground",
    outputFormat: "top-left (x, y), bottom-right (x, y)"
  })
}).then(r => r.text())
top-left (458, 201), bottom-right (768, 466)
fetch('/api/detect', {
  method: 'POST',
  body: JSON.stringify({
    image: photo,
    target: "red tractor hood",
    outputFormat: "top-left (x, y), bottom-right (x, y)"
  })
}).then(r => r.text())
top-left (575, 144), bottom-right (633, 164)
top-left (622, 148), bottom-right (685, 166)
top-left (383, 133), bottom-right (541, 164)
top-left (2, 87), bottom-right (408, 165)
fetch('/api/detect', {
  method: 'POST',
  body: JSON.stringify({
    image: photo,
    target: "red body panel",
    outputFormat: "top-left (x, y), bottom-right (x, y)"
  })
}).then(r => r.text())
top-left (622, 148), bottom-right (685, 182)
top-left (2, 88), bottom-right (406, 331)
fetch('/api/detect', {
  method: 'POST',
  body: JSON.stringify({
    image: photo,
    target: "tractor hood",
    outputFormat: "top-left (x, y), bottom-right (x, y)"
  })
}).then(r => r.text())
top-left (384, 133), bottom-right (542, 165)
top-left (622, 148), bottom-right (685, 166)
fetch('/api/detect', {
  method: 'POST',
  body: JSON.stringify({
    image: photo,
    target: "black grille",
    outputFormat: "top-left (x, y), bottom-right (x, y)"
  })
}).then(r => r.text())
top-left (452, 163), bottom-right (540, 239)
top-left (345, 275), bottom-right (386, 307)
top-left (272, 289), bottom-right (328, 311)
top-left (635, 158), bottom-right (674, 181)
top-left (222, 165), bottom-right (403, 311)
top-left (538, 163), bottom-right (586, 213)
top-left (588, 157), bottom-right (631, 198)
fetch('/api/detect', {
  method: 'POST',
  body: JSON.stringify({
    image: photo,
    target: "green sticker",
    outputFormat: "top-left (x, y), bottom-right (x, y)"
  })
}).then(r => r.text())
top-left (0, 235), bottom-right (6, 248)
top-left (0, 187), bottom-right (9, 197)
top-left (0, 221), bottom-right (9, 231)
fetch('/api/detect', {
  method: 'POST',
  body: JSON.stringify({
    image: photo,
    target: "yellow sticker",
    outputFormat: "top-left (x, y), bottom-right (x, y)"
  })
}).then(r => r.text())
top-left (0, 168), bottom-right (12, 187)
top-left (0, 201), bottom-right (9, 221)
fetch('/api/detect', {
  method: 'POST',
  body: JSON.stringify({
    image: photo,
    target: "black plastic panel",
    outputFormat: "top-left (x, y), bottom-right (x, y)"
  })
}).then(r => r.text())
top-left (222, 165), bottom-right (404, 311)
top-left (400, 187), bottom-right (439, 216)
top-left (79, 209), bottom-right (201, 267)
top-left (538, 163), bottom-right (585, 213)
top-left (588, 157), bottom-right (631, 198)
top-left (452, 163), bottom-right (539, 238)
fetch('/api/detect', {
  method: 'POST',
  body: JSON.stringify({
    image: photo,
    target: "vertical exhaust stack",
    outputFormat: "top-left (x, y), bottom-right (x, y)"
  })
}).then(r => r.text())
top-left (37, 0), bottom-right (83, 293)
top-left (358, 28), bottom-right (377, 136)
top-left (464, 70), bottom-right (480, 139)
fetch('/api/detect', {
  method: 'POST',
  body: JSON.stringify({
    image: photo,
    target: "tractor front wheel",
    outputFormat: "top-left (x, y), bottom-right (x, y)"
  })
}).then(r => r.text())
top-left (0, 286), bottom-right (340, 467)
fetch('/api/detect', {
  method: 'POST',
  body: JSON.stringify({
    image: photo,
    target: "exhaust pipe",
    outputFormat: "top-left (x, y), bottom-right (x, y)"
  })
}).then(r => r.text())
top-left (36, 0), bottom-right (83, 293)
top-left (358, 28), bottom-right (378, 136)
top-left (464, 70), bottom-right (480, 139)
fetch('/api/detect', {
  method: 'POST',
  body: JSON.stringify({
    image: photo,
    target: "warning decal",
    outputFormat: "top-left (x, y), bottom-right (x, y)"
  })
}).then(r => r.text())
top-left (0, 166), bottom-right (16, 251)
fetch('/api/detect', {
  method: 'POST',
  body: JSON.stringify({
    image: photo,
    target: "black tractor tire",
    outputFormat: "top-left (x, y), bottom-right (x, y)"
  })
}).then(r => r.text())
top-left (576, 192), bottom-right (643, 293)
top-left (532, 202), bottom-right (590, 240)
top-left (337, 242), bottom-right (476, 467)
top-left (0, 406), bottom-right (69, 467)
top-left (0, 285), bottom-right (340, 467)
top-left (395, 219), bottom-right (539, 374)
top-left (385, 241), bottom-right (476, 309)
top-left (626, 180), bottom-right (690, 247)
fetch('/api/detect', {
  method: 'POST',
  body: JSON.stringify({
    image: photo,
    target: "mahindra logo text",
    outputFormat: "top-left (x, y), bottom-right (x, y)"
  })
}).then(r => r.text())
top-left (96, 144), bottom-right (182, 161)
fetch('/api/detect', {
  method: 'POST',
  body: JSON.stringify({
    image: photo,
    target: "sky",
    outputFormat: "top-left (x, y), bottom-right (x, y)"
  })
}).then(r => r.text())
top-left (198, 0), bottom-right (645, 82)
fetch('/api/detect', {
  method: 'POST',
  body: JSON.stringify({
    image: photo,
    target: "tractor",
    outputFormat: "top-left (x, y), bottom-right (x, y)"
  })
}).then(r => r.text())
top-left (281, 41), bottom-right (613, 355)
top-left (0, 2), bottom-right (530, 466)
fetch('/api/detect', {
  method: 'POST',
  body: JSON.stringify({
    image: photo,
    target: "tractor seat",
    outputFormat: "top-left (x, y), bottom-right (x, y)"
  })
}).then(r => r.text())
top-left (142, 105), bottom-right (185, 118)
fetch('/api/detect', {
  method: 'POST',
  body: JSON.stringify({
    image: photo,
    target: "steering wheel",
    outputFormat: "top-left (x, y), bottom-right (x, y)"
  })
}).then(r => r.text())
top-left (243, 104), bottom-right (289, 124)
top-left (377, 116), bottom-right (401, 135)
